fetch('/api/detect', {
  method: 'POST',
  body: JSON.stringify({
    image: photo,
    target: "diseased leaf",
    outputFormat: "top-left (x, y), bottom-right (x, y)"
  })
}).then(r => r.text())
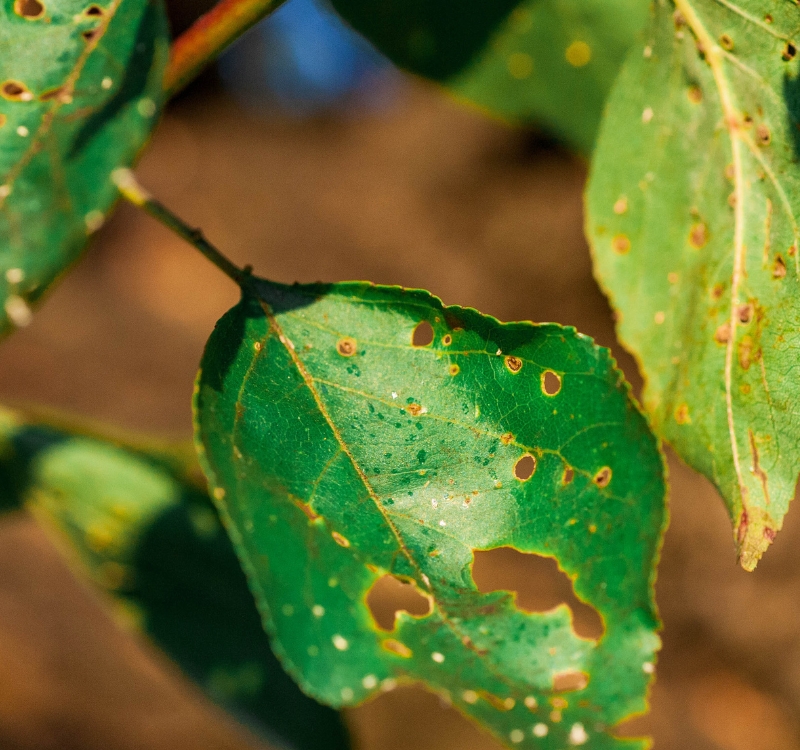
top-left (586, 0), bottom-right (800, 569)
top-left (330, 0), bottom-right (649, 153)
top-left (0, 407), bottom-right (351, 750)
top-left (0, 0), bottom-right (168, 334)
top-left (194, 279), bottom-right (667, 749)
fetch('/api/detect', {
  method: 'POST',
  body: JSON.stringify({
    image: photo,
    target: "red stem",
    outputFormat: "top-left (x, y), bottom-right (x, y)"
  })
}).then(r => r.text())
top-left (164, 0), bottom-right (288, 97)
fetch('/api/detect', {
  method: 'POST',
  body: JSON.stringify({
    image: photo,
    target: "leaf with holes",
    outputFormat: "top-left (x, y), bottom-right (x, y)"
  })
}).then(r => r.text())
top-left (0, 0), bottom-right (168, 334)
top-left (0, 407), bottom-right (351, 750)
top-left (194, 279), bottom-right (667, 749)
top-left (586, 0), bottom-right (800, 569)
top-left (330, 0), bottom-right (648, 153)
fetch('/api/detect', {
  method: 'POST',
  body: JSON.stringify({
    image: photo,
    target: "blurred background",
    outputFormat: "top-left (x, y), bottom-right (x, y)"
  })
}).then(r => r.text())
top-left (2, 1), bottom-right (800, 748)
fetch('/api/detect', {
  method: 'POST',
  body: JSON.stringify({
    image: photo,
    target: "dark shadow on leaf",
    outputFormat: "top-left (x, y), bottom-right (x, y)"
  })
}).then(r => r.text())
top-left (782, 72), bottom-right (800, 160)
top-left (68, 2), bottom-right (160, 158)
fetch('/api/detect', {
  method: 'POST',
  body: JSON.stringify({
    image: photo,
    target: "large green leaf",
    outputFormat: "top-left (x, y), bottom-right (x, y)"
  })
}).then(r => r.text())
top-left (330, 0), bottom-right (649, 153)
top-left (0, 407), bottom-right (351, 750)
top-left (0, 0), bottom-right (168, 334)
top-left (194, 279), bottom-right (667, 749)
top-left (586, 0), bottom-right (800, 569)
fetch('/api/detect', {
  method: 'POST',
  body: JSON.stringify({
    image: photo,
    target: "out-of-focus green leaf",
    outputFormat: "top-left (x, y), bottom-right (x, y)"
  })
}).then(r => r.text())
top-left (330, 0), bottom-right (649, 153)
top-left (586, 0), bottom-right (800, 570)
top-left (0, 0), bottom-right (168, 334)
top-left (0, 407), bottom-right (351, 750)
top-left (195, 279), bottom-right (667, 749)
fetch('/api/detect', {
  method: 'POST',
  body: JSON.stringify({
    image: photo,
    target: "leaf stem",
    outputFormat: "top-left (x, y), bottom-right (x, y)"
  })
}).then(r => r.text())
top-left (112, 168), bottom-right (250, 287)
top-left (164, 0), bottom-right (288, 97)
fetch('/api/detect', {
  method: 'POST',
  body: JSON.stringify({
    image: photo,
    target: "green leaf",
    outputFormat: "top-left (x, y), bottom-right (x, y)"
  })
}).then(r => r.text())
top-left (194, 279), bottom-right (667, 749)
top-left (330, 0), bottom-right (649, 153)
top-left (0, 408), bottom-right (351, 750)
top-left (0, 0), bottom-right (168, 334)
top-left (586, 0), bottom-right (800, 569)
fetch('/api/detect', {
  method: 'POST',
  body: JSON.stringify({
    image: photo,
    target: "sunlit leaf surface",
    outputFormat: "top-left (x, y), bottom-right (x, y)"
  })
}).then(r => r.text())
top-left (587, 0), bottom-right (800, 569)
top-left (195, 279), bottom-right (667, 749)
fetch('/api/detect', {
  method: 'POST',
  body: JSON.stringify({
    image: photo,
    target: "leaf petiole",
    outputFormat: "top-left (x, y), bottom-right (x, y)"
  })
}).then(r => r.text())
top-left (112, 168), bottom-right (251, 287)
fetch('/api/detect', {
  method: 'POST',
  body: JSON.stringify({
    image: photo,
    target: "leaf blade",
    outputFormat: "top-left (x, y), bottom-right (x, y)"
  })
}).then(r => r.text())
top-left (0, 0), bottom-right (168, 333)
top-left (586, 0), bottom-right (800, 568)
top-left (195, 280), bottom-right (667, 749)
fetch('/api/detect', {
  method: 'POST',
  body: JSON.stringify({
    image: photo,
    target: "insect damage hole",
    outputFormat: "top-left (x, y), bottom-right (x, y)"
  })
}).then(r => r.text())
top-left (541, 370), bottom-right (561, 396)
top-left (85, 3), bottom-right (104, 13)
top-left (366, 574), bottom-right (433, 631)
top-left (471, 548), bottom-right (604, 640)
top-left (593, 467), bottom-right (612, 488)
top-left (412, 320), bottom-right (434, 347)
top-left (783, 42), bottom-right (797, 61)
top-left (514, 454), bottom-right (536, 481)
top-left (14, 0), bottom-right (44, 18)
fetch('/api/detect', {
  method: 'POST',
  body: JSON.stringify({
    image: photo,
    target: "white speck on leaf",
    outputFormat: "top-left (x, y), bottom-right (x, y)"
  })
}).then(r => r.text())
top-left (333, 635), bottom-right (349, 651)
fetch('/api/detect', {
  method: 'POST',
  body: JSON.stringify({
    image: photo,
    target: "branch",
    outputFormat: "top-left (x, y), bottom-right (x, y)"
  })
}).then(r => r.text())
top-left (112, 168), bottom-right (251, 286)
top-left (164, 0), bottom-right (288, 98)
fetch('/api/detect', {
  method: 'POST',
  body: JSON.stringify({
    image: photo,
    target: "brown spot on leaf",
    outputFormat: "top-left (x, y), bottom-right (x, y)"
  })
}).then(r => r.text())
top-left (689, 222), bottom-right (708, 248)
top-left (737, 509), bottom-right (749, 544)
top-left (748, 430), bottom-right (770, 505)
top-left (553, 670), bottom-right (589, 692)
top-left (773, 256), bottom-right (786, 278)
top-left (563, 466), bottom-right (574, 484)
top-left (13, 0), bottom-right (44, 18)
top-left (725, 163), bottom-right (735, 180)
top-left (296, 501), bottom-right (320, 521)
top-left (406, 403), bottom-right (423, 416)
top-left (687, 85), bottom-right (702, 104)
top-left (711, 283), bottom-right (724, 300)
top-left (1, 80), bottom-right (32, 101)
top-left (514, 454), bottom-right (536, 481)
top-left (756, 124), bottom-right (771, 146)
top-left (500, 432), bottom-right (514, 445)
top-left (504, 355), bottom-right (522, 373)
top-left (612, 234), bottom-right (631, 254)
top-left (593, 467), bottom-right (611, 487)
top-left (382, 639), bottom-right (413, 658)
top-left (714, 323), bottom-right (731, 344)
top-left (783, 42), bottom-right (797, 61)
top-left (336, 337), bottom-right (357, 356)
top-left (613, 196), bottom-right (627, 214)
top-left (719, 33), bottom-right (734, 50)
top-left (332, 531), bottom-right (350, 547)
top-left (82, 28), bottom-right (100, 41)
top-left (738, 303), bottom-right (754, 324)
top-left (479, 692), bottom-right (515, 711)
top-left (442, 334), bottom-right (452, 346)
top-left (674, 404), bottom-right (691, 424)
top-left (85, 3), bottom-right (103, 13)
top-left (412, 320), bottom-right (434, 347)
top-left (738, 336), bottom-right (753, 369)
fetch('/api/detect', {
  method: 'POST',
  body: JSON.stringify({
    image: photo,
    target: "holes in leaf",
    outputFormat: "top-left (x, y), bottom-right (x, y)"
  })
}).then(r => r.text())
top-left (541, 370), bottom-right (561, 396)
top-left (593, 467), bottom-right (612, 488)
top-left (773, 256), bottom-right (787, 279)
top-left (85, 3), bottom-right (103, 13)
top-left (719, 33), bottom-right (734, 51)
top-left (412, 321), bottom-right (434, 347)
top-left (13, 0), bottom-right (44, 18)
top-left (367, 574), bottom-right (432, 631)
top-left (504, 355), bottom-right (522, 373)
top-left (471, 548), bottom-right (604, 640)
top-left (336, 337), bottom-right (357, 356)
top-left (1, 81), bottom-right (32, 101)
top-left (82, 28), bottom-right (100, 41)
top-left (783, 42), bottom-right (797, 61)
top-left (513, 454), bottom-right (536, 481)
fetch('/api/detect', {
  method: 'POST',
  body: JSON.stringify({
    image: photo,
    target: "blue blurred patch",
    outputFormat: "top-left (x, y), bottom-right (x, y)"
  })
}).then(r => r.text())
top-left (219, 0), bottom-right (400, 116)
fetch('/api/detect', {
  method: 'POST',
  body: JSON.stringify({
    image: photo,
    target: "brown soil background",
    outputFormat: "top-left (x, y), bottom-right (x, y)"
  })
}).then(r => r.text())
top-left (1, 69), bottom-right (800, 750)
